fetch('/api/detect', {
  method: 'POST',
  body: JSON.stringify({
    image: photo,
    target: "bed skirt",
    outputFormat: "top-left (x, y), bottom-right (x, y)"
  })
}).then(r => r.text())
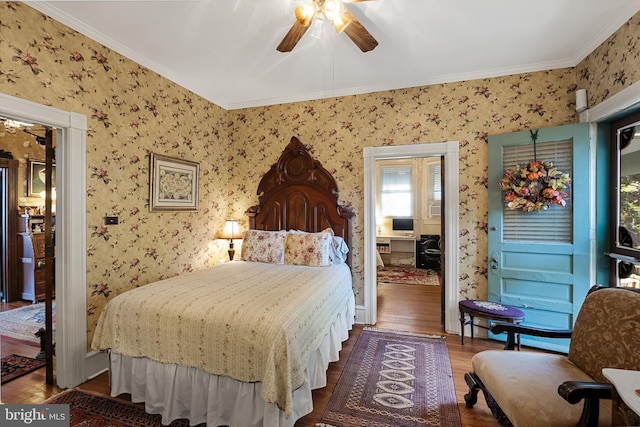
top-left (108, 293), bottom-right (355, 427)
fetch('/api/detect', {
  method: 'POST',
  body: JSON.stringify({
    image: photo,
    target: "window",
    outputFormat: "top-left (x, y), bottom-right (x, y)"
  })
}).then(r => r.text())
top-left (380, 166), bottom-right (413, 217)
top-left (610, 110), bottom-right (640, 287)
top-left (427, 162), bottom-right (441, 201)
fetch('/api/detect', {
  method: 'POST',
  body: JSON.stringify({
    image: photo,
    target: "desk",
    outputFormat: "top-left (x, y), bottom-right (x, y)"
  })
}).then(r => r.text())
top-left (376, 235), bottom-right (416, 253)
top-left (603, 368), bottom-right (640, 426)
top-left (376, 235), bottom-right (416, 265)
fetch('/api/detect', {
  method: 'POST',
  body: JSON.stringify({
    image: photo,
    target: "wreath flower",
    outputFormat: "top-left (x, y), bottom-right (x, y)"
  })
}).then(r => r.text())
top-left (499, 160), bottom-right (571, 212)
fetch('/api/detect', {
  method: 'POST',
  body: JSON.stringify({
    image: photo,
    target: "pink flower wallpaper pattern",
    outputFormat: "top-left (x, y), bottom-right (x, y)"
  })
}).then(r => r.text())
top-left (1, 2), bottom-right (639, 343)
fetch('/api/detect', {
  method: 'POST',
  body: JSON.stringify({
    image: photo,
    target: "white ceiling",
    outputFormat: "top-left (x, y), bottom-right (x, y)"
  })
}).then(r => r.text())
top-left (29, 1), bottom-right (640, 110)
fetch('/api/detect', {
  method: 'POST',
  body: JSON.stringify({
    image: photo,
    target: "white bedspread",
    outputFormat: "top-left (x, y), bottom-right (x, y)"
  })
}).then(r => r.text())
top-left (91, 261), bottom-right (353, 415)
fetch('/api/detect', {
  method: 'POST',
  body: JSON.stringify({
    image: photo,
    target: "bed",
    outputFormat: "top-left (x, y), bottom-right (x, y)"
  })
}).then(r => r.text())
top-left (91, 137), bottom-right (355, 427)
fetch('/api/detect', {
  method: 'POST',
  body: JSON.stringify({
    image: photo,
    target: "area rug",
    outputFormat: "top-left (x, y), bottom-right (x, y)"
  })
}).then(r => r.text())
top-left (44, 389), bottom-right (205, 426)
top-left (319, 328), bottom-right (461, 427)
top-left (0, 302), bottom-right (55, 344)
top-left (1, 354), bottom-right (46, 384)
top-left (377, 267), bottom-right (440, 286)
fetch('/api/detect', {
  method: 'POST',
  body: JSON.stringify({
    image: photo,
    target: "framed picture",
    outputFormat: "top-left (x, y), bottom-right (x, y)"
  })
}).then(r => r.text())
top-left (149, 153), bottom-right (199, 212)
top-left (28, 159), bottom-right (56, 197)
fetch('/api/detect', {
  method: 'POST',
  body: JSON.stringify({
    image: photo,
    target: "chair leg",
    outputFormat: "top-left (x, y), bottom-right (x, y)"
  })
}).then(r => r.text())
top-left (465, 371), bottom-right (514, 426)
top-left (464, 371), bottom-right (480, 407)
top-left (470, 315), bottom-right (475, 339)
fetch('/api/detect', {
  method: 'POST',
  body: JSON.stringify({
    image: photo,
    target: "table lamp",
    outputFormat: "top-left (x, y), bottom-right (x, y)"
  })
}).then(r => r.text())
top-left (219, 219), bottom-right (242, 261)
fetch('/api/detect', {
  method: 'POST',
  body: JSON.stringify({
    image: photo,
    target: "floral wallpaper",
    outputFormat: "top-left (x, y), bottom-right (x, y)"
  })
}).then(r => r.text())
top-left (226, 71), bottom-right (580, 304)
top-left (575, 13), bottom-right (640, 108)
top-left (0, 2), bottom-right (229, 343)
top-left (1, 2), bottom-right (639, 344)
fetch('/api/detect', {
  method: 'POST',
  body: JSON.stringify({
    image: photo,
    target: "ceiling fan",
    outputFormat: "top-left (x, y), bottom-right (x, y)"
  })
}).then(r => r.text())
top-left (277, 0), bottom-right (378, 53)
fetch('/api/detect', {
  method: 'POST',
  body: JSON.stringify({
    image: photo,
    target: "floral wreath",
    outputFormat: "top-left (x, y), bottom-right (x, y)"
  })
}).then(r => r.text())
top-left (499, 160), bottom-right (571, 212)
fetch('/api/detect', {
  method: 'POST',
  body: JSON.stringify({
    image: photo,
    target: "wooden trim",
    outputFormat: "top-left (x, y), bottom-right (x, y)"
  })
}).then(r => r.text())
top-left (1, 158), bottom-right (19, 302)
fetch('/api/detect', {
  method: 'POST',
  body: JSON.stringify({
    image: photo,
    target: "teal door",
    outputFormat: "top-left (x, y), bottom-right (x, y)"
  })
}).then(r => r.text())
top-left (488, 123), bottom-right (593, 353)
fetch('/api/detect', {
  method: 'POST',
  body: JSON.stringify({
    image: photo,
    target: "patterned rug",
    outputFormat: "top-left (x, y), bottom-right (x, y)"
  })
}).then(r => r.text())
top-left (319, 328), bottom-right (461, 427)
top-left (0, 302), bottom-right (56, 344)
top-left (1, 354), bottom-right (46, 384)
top-left (377, 267), bottom-right (440, 286)
top-left (44, 389), bottom-right (205, 426)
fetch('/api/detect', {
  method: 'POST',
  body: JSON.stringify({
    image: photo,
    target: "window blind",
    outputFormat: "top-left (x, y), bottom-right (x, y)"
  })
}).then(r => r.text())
top-left (427, 162), bottom-right (442, 201)
top-left (502, 139), bottom-right (573, 242)
top-left (380, 166), bottom-right (413, 217)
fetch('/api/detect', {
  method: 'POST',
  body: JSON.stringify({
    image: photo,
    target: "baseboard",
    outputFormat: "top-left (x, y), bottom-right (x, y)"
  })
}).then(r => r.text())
top-left (84, 350), bottom-right (108, 381)
top-left (355, 305), bottom-right (366, 324)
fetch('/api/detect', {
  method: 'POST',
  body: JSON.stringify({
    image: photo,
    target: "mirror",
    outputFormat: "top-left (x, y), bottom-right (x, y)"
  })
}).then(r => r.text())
top-left (611, 112), bottom-right (640, 287)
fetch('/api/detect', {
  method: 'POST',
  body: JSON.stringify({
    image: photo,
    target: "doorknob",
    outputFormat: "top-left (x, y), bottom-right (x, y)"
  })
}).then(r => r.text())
top-left (490, 253), bottom-right (499, 271)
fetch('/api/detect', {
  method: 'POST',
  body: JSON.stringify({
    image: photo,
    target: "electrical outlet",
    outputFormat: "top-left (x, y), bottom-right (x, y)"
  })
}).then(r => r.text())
top-left (104, 216), bottom-right (119, 225)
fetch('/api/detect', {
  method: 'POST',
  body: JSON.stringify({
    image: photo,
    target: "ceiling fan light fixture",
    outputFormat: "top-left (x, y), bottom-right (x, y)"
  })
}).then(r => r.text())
top-left (277, 0), bottom-right (378, 53)
top-left (322, 0), bottom-right (342, 19)
top-left (321, 0), bottom-right (351, 34)
top-left (331, 14), bottom-right (351, 33)
top-left (309, 16), bottom-right (324, 39)
top-left (295, 3), bottom-right (317, 27)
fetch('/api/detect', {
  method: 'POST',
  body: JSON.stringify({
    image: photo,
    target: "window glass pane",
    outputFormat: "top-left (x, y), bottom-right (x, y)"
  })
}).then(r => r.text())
top-left (619, 125), bottom-right (640, 251)
top-left (381, 166), bottom-right (412, 217)
top-left (428, 163), bottom-right (441, 201)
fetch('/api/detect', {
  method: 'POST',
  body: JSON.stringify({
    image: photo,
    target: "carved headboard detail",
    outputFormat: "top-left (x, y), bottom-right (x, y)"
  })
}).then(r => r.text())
top-left (246, 137), bottom-right (354, 266)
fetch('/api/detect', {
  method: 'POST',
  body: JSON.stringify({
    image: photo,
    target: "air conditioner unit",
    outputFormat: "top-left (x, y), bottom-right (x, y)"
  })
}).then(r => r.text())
top-left (429, 203), bottom-right (441, 217)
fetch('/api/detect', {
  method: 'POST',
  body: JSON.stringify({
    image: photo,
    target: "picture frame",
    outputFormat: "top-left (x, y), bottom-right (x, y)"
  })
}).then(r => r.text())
top-left (28, 159), bottom-right (56, 197)
top-left (149, 153), bottom-right (199, 212)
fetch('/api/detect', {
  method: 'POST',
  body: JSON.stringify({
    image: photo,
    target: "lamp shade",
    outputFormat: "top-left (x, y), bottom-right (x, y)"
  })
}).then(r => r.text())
top-left (219, 219), bottom-right (242, 240)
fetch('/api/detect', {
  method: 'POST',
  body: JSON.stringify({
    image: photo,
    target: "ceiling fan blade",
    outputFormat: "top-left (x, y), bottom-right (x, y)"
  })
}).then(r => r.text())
top-left (342, 8), bottom-right (378, 52)
top-left (277, 21), bottom-right (310, 52)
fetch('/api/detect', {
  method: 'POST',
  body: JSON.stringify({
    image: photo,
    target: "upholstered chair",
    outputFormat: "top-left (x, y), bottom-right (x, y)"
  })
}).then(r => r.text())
top-left (464, 286), bottom-right (640, 427)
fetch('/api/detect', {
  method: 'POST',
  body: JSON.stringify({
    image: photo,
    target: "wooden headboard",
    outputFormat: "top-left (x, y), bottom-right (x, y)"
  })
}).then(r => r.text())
top-left (246, 137), bottom-right (355, 266)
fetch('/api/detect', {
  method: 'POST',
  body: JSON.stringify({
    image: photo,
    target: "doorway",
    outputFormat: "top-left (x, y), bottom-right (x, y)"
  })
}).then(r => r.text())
top-left (363, 141), bottom-right (460, 334)
top-left (375, 156), bottom-right (443, 331)
top-left (1, 119), bottom-right (57, 384)
top-left (1, 92), bottom-right (88, 389)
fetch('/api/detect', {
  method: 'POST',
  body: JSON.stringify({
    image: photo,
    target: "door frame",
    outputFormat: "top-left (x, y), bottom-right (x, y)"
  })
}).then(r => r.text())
top-left (581, 80), bottom-right (640, 125)
top-left (0, 93), bottom-right (96, 388)
top-left (0, 159), bottom-right (18, 302)
top-left (363, 141), bottom-right (460, 333)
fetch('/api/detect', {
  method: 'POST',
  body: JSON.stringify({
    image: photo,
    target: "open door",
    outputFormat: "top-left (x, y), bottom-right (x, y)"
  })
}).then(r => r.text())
top-left (488, 123), bottom-right (593, 353)
top-left (43, 127), bottom-right (55, 385)
top-left (0, 158), bottom-right (19, 302)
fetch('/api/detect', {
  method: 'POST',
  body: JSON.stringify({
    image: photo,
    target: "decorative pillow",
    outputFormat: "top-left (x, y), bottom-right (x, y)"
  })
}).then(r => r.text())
top-left (240, 230), bottom-right (286, 264)
top-left (329, 236), bottom-right (349, 264)
top-left (285, 229), bottom-right (334, 266)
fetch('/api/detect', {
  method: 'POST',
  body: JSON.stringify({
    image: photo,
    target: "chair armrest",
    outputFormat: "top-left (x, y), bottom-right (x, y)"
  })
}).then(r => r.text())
top-left (558, 381), bottom-right (612, 404)
top-left (490, 321), bottom-right (573, 350)
top-left (558, 381), bottom-right (613, 427)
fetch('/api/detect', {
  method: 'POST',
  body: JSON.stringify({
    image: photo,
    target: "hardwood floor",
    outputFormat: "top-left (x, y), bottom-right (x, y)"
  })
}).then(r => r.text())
top-left (1, 278), bottom-right (505, 426)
